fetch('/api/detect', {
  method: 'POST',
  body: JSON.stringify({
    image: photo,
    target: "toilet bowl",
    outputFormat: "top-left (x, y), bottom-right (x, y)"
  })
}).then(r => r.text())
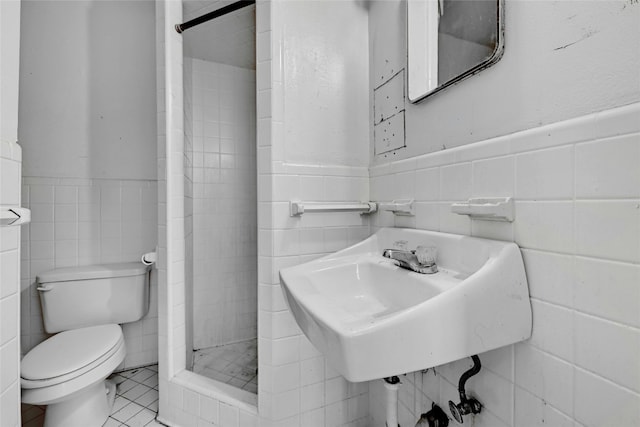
top-left (20, 262), bottom-right (150, 427)
top-left (21, 324), bottom-right (126, 427)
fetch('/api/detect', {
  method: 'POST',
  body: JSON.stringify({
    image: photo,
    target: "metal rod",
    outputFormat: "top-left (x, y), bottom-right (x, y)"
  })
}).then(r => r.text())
top-left (175, 0), bottom-right (255, 34)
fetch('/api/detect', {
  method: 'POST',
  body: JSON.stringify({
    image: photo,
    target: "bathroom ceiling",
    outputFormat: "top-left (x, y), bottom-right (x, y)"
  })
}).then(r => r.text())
top-left (182, 0), bottom-right (256, 70)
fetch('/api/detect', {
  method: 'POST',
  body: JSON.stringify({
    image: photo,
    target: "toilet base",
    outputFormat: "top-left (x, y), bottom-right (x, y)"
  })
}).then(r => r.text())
top-left (43, 380), bottom-right (116, 427)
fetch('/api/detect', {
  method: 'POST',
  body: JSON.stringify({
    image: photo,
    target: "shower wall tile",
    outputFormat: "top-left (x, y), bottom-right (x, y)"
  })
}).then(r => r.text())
top-left (20, 177), bottom-right (158, 369)
top-left (185, 58), bottom-right (257, 350)
top-left (368, 103), bottom-right (640, 427)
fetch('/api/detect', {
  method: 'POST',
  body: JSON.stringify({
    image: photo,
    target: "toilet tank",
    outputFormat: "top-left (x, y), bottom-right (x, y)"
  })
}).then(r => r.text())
top-left (37, 263), bottom-right (151, 333)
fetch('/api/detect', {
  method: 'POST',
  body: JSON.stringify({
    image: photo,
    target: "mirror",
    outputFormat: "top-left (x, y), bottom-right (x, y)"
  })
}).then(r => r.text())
top-left (407, 0), bottom-right (504, 102)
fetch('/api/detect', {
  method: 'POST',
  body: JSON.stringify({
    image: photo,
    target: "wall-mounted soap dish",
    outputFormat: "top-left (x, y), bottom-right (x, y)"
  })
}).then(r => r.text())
top-left (378, 199), bottom-right (414, 216)
top-left (451, 197), bottom-right (514, 222)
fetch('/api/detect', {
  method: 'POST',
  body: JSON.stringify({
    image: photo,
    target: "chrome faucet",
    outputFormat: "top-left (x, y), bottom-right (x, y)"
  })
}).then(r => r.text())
top-left (382, 246), bottom-right (438, 274)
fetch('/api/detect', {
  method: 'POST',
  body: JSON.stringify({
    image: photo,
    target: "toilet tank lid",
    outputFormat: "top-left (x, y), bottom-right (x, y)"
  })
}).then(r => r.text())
top-left (37, 262), bottom-right (151, 284)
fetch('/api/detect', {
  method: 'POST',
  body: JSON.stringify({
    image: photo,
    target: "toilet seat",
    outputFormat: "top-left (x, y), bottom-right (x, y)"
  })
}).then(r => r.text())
top-left (21, 324), bottom-right (124, 390)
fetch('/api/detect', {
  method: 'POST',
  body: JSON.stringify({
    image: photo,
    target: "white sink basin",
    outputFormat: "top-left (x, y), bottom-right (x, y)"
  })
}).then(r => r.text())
top-left (279, 228), bottom-right (532, 382)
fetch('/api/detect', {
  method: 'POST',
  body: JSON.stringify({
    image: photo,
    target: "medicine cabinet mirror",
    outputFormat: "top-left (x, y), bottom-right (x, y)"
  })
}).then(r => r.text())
top-left (407, 0), bottom-right (504, 103)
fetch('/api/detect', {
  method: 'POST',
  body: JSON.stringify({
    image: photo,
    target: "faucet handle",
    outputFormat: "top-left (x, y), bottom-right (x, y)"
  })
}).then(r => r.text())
top-left (415, 245), bottom-right (437, 266)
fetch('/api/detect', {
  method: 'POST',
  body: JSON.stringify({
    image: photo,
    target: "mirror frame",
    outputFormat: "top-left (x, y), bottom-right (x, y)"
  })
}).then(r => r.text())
top-left (407, 0), bottom-right (505, 103)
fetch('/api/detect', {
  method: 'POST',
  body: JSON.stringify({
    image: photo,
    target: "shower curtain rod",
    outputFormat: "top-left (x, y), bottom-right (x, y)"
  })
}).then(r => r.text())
top-left (175, 0), bottom-right (255, 34)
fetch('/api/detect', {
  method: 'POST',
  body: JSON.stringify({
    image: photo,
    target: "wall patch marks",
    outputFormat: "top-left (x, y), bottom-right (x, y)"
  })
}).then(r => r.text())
top-left (374, 69), bottom-right (406, 156)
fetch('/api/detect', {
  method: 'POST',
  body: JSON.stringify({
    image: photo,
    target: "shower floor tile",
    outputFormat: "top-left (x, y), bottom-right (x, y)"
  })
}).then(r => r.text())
top-left (192, 339), bottom-right (258, 394)
top-left (21, 365), bottom-right (163, 427)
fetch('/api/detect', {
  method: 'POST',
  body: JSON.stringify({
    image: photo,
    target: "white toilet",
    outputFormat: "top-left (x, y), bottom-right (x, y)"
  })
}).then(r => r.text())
top-left (21, 263), bottom-right (151, 427)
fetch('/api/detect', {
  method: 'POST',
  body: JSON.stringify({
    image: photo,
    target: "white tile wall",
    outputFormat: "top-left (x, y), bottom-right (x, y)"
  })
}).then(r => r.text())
top-left (185, 58), bottom-right (257, 350)
top-left (0, 141), bottom-right (22, 427)
top-left (20, 177), bottom-right (159, 369)
top-left (154, 0), bottom-right (169, 422)
top-left (184, 54), bottom-right (195, 371)
top-left (254, 1), bottom-right (371, 424)
top-left (159, 0), bottom-right (372, 425)
top-left (2, 4), bottom-right (24, 424)
top-left (369, 103), bottom-right (640, 427)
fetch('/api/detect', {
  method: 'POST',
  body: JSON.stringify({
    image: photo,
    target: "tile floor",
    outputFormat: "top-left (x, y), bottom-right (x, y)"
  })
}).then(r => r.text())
top-left (192, 339), bottom-right (258, 394)
top-left (21, 365), bottom-right (163, 427)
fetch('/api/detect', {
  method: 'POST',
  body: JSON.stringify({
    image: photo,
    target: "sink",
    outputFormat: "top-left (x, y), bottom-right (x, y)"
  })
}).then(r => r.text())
top-left (279, 227), bottom-right (532, 382)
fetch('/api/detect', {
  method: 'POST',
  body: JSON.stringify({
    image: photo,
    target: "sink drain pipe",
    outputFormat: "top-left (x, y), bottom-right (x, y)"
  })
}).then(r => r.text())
top-left (383, 376), bottom-right (401, 427)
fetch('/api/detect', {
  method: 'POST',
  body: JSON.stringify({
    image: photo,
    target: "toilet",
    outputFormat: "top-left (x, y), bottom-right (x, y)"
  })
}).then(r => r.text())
top-left (21, 263), bottom-right (151, 427)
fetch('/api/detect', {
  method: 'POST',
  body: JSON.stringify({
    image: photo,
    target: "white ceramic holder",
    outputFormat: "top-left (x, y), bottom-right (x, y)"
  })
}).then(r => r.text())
top-left (451, 197), bottom-right (514, 222)
top-left (378, 199), bottom-right (414, 216)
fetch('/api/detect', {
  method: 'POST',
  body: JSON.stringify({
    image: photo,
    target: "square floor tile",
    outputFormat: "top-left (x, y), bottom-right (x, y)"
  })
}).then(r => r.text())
top-left (146, 399), bottom-right (159, 412)
top-left (126, 408), bottom-right (156, 427)
top-left (111, 402), bottom-right (145, 423)
top-left (142, 374), bottom-right (159, 389)
top-left (122, 383), bottom-right (152, 401)
top-left (136, 388), bottom-right (159, 408)
top-left (112, 396), bottom-right (130, 413)
top-left (102, 418), bottom-right (122, 427)
top-left (192, 339), bottom-right (258, 394)
top-left (129, 368), bottom-right (156, 384)
top-left (116, 378), bottom-right (138, 394)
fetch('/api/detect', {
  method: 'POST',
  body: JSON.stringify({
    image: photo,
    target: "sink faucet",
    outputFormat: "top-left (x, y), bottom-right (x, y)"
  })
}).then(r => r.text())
top-left (382, 246), bottom-right (438, 274)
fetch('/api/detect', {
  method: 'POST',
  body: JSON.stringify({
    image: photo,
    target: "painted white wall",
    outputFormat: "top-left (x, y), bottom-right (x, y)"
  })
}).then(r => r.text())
top-left (0, 1), bottom-right (22, 425)
top-left (280, 0), bottom-right (370, 167)
top-left (0, 0), bottom-right (21, 146)
top-left (18, 0), bottom-right (157, 180)
top-left (370, 0), bottom-right (640, 162)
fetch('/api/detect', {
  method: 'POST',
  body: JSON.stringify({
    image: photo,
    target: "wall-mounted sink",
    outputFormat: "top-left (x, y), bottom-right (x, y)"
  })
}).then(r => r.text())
top-left (279, 228), bottom-right (532, 382)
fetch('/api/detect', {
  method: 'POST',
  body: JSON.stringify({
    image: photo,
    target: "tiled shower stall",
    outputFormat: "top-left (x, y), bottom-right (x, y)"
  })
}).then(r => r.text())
top-left (157, 0), bottom-right (372, 425)
top-left (184, 58), bottom-right (257, 352)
